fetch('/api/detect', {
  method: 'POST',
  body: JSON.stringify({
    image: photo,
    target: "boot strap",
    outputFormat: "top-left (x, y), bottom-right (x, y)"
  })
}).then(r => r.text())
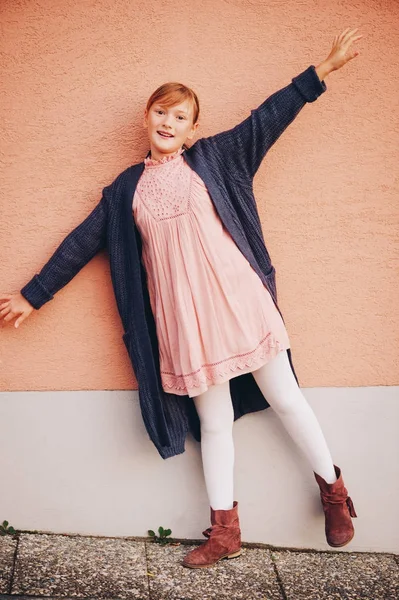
top-left (321, 491), bottom-right (347, 504)
top-left (202, 523), bottom-right (238, 538)
top-left (321, 492), bottom-right (357, 518)
top-left (346, 495), bottom-right (358, 518)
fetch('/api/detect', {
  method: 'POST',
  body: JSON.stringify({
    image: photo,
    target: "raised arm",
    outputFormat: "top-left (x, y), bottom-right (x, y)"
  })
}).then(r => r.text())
top-left (20, 182), bottom-right (112, 310)
top-left (199, 28), bottom-right (362, 181)
top-left (201, 64), bottom-right (326, 180)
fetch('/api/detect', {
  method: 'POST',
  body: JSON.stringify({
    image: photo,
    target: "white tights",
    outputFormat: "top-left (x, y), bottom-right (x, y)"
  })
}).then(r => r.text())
top-left (193, 349), bottom-right (337, 510)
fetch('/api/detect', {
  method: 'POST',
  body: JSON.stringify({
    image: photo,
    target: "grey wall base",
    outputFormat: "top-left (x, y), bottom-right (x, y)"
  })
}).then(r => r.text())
top-left (0, 386), bottom-right (398, 553)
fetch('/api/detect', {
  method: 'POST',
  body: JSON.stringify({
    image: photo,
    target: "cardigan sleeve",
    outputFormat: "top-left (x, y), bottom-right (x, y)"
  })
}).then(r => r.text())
top-left (20, 184), bottom-right (111, 310)
top-left (199, 65), bottom-right (327, 181)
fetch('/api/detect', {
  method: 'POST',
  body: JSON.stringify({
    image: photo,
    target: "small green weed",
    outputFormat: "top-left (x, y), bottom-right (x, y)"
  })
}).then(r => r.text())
top-left (0, 520), bottom-right (17, 536)
top-left (148, 526), bottom-right (173, 545)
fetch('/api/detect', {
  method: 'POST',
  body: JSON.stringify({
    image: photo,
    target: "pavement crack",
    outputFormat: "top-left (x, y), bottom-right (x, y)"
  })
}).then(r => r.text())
top-left (144, 541), bottom-right (152, 599)
top-left (8, 534), bottom-right (20, 595)
top-left (270, 551), bottom-right (288, 600)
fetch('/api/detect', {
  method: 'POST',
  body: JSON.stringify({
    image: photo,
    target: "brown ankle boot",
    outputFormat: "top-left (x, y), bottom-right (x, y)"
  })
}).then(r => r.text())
top-left (182, 500), bottom-right (242, 568)
top-left (314, 464), bottom-right (357, 547)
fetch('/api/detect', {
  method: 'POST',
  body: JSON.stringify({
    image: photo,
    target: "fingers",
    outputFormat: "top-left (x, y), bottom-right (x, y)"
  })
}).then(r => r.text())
top-left (339, 27), bottom-right (361, 45)
top-left (0, 305), bottom-right (11, 328)
top-left (349, 51), bottom-right (360, 61)
top-left (0, 307), bottom-right (26, 329)
top-left (335, 27), bottom-right (363, 63)
top-left (0, 312), bottom-right (25, 329)
top-left (338, 27), bottom-right (357, 43)
top-left (2, 311), bottom-right (17, 323)
top-left (342, 27), bottom-right (363, 46)
top-left (14, 316), bottom-right (24, 328)
top-left (0, 309), bottom-right (12, 328)
top-left (348, 34), bottom-right (363, 44)
top-left (0, 293), bottom-right (32, 329)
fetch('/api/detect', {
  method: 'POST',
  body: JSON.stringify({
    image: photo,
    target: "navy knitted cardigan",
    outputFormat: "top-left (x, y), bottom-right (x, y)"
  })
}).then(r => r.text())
top-left (20, 65), bottom-right (327, 459)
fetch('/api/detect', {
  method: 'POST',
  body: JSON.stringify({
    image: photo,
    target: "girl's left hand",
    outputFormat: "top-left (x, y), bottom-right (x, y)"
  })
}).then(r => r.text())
top-left (325, 27), bottom-right (364, 72)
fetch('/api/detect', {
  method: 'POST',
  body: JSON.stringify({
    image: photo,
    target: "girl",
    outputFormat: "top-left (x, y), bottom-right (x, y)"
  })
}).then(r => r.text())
top-left (1, 28), bottom-right (362, 569)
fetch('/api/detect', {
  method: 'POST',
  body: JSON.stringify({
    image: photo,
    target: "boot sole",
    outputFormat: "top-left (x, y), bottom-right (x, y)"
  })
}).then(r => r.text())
top-left (327, 530), bottom-right (355, 548)
top-left (182, 548), bottom-right (243, 568)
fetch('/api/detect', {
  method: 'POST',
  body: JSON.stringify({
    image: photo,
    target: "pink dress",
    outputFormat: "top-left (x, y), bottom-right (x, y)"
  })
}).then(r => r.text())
top-left (132, 146), bottom-right (290, 398)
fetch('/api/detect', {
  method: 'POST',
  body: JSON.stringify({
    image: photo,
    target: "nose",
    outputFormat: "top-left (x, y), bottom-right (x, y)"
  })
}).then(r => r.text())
top-left (162, 115), bottom-right (174, 129)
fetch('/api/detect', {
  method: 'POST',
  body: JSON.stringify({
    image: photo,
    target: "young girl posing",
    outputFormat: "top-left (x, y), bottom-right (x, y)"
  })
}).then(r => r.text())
top-left (1, 27), bottom-right (362, 568)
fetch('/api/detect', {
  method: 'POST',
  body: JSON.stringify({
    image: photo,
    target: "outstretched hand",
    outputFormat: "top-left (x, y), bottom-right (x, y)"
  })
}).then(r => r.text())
top-left (325, 27), bottom-right (363, 72)
top-left (0, 292), bottom-right (34, 329)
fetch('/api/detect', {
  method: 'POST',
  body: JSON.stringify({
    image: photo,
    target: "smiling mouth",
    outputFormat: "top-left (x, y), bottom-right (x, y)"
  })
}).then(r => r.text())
top-left (158, 131), bottom-right (174, 138)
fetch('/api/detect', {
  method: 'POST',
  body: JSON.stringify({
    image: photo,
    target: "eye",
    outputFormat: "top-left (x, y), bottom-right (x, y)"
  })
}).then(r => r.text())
top-left (177, 116), bottom-right (186, 120)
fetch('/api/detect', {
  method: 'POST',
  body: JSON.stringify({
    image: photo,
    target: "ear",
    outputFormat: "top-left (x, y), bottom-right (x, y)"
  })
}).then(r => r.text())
top-left (187, 121), bottom-right (200, 140)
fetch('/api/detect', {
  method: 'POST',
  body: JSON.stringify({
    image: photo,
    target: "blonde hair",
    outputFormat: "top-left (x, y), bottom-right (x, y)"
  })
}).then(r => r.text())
top-left (146, 82), bottom-right (200, 149)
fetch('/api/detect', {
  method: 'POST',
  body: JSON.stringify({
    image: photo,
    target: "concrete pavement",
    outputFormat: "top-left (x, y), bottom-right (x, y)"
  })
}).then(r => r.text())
top-left (0, 531), bottom-right (398, 599)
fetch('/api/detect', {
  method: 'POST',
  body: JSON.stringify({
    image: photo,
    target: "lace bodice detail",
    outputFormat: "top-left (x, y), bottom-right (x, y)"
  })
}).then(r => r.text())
top-left (135, 147), bottom-right (193, 221)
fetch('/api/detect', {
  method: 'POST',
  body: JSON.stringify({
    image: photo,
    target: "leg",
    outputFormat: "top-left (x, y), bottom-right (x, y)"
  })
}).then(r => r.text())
top-left (193, 380), bottom-right (235, 510)
top-left (252, 350), bottom-right (337, 483)
top-left (183, 381), bottom-right (242, 568)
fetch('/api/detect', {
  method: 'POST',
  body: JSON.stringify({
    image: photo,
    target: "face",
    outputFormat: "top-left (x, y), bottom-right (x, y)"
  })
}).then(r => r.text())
top-left (144, 99), bottom-right (200, 161)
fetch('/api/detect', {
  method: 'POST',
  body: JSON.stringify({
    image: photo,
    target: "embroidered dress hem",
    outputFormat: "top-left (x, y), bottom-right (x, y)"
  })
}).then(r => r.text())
top-left (161, 331), bottom-right (290, 398)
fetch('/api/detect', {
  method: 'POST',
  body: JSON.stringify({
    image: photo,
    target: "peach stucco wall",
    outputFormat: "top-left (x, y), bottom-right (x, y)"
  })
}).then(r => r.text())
top-left (1, 0), bottom-right (398, 391)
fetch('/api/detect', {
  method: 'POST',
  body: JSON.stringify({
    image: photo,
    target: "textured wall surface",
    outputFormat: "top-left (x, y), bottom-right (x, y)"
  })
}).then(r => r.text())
top-left (1, 0), bottom-right (398, 391)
